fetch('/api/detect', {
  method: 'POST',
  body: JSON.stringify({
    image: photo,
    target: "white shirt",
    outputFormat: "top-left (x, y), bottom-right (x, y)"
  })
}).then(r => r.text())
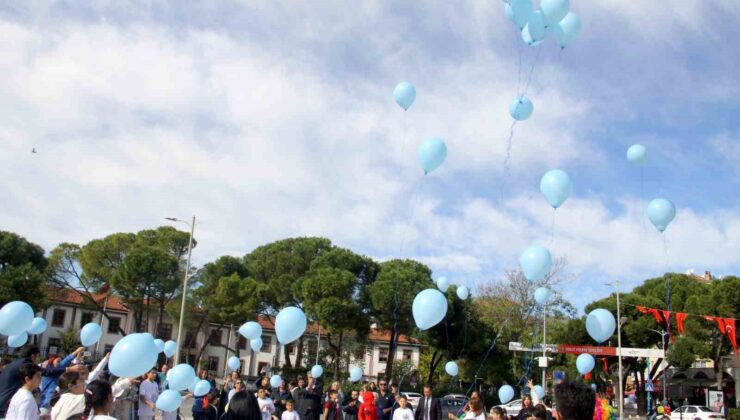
top-left (463, 412), bottom-right (486, 420)
top-left (90, 416), bottom-right (118, 420)
top-left (281, 410), bottom-right (301, 420)
top-left (6, 388), bottom-right (39, 420)
top-left (393, 407), bottom-right (414, 420)
top-left (51, 393), bottom-right (86, 420)
top-left (258, 397), bottom-right (275, 420)
top-left (138, 380), bottom-right (160, 417)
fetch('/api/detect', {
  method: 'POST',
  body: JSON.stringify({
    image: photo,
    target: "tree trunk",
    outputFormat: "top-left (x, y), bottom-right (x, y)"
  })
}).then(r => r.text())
top-left (387, 328), bottom-right (398, 381)
top-left (295, 336), bottom-right (305, 368)
top-left (637, 368), bottom-right (647, 415)
top-left (327, 334), bottom-right (341, 381)
top-left (427, 350), bottom-right (442, 386)
top-left (283, 344), bottom-right (293, 368)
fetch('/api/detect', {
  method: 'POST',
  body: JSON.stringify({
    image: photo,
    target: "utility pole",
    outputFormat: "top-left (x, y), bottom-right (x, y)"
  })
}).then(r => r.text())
top-left (616, 280), bottom-right (624, 419)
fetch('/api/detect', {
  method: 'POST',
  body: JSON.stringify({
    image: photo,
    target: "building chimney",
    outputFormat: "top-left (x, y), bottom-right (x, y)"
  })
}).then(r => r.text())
top-left (704, 271), bottom-right (712, 280)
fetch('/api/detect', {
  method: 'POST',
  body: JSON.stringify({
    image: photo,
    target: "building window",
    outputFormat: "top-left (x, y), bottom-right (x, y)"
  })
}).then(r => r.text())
top-left (207, 356), bottom-right (219, 372)
top-left (379, 348), bottom-right (389, 363)
top-left (402, 349), bottom-right (413, 360)
top-left (257, 362), bottom-right (269, 375)
top-left (185, 331), bottom-right (197, 349)
top-left (156, 323), bottom-right (173, 340)
top-left (47, 338), bottom-right (61, 356)
top-left (80, 312), bottom-right (95, 328)
top-left (285, 343), bottom-right (298, 355)
top-left (210, 329), bottom-right (223, 345)
top-left (182, 353), bottom-right (196, 366)
top-left (238, 336), bottom-right (247, 350)
top-left (51, 309), bottom-right (66, 327)
top-left (259, 335), bottom-right (271, 352)
top-left (107, 317), bottom-right (121, 334)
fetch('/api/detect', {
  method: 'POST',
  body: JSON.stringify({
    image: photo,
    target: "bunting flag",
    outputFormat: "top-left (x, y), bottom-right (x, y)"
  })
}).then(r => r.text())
top-left (601, 357), bottom-right (609, 373)
top-left (632, 304), bottom-right (738, 350)
top-left (723, 318), bottom-right (737, 352)
top-left (676, 312), bottom-right (688, 334)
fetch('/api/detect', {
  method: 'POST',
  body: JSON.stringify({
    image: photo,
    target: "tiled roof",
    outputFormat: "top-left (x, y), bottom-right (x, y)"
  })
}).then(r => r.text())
top-left (49, 287), bottom-right (128, 312)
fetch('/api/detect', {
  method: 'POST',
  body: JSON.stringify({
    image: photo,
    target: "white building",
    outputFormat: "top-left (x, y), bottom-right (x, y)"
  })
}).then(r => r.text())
top-left (32, 288), bottom-right (421, 379)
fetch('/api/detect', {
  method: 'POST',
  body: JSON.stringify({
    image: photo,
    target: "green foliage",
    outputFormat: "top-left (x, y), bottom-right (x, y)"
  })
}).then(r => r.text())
top-left (0, 231), bottom-right (48, 309)
top-left (59, 326), bottom-right (80, 354)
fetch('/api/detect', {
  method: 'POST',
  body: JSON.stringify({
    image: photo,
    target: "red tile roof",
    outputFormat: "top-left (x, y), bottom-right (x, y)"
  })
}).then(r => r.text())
top-left (50, 287), bottom-right (128, 312)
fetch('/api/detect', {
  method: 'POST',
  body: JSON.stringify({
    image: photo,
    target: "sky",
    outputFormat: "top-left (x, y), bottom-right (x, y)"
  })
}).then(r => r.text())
top-left (0, 1), bottom-right (738, 312)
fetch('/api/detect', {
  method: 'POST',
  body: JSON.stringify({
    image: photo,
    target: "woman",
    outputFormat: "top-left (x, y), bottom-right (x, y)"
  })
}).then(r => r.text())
top-left (257, 388), bottom-right (276, 420)
top-left (273, 382), bottom-right (292, 418)
top-left (489, 406), bottom-right (507, 420)
top-left (229, 379), bottom-right (246, 403)
top-left (517, 396), bottom-right (535, 420)
top-left (51, 372), bottom-right (86, 420)
top-left (227, 391), bottom-right (262, 420)
top-left (449, 395), bottom-right (486, 420)
top-left (84, 380), bottom-right (117, 420)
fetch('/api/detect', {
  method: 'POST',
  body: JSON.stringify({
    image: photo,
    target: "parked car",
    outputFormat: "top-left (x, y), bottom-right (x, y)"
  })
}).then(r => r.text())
top-left (669, 406), bottom-right (724, 420)
top-left (402, 392), bottom-right (423, 412)
top-left (494, 399), bottom-right (522, 417)
top-left (440, 396), bottom-right (468, 419)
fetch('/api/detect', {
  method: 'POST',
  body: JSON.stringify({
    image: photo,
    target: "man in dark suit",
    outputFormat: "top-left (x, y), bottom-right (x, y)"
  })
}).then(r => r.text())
top-left (414, 385), bottom-right (440, 420)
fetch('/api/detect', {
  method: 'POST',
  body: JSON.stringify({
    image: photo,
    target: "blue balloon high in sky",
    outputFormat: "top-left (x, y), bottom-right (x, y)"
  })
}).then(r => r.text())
top-left (586, 309), bottom-right (616, 343)
top-left (540, 0), bottom-right (570, 26)
top-left (534, 287), bottom-right (551, 305)
top-left (275, 306), bottom-right (307, 344)
top-left (554, 12), bottom-right (581, 49)
top-left (627, 144), bottom-right (647, 165)
top-left (412, 289), bottom-right (448, 330)
top-left (239, 321), bottom-right (262, 340)
top-left (540, 169), bottom-right (572, 209)
top-left (509, 0), bottom-right (533, 30)
top-left (509, 96), bottom-right (534, 120)
top-left (525, 11), bottom-right (547, 43)
top-left (436, 277), bottom-right (450, 292)
top-left (80, 323), bottom-right (102, 347)
top-left (576, 353), bottom-right (595, 375)
top-left (648, 198), bottom-right (676, 232)
top-left (393, 82), bottom-right (416, 111)
top-left (417, 138), bottom-right (448, 175)
top-left (27, 317), bottom-right (48, 335)
top-left (520, 245), bottom-right (552, 282)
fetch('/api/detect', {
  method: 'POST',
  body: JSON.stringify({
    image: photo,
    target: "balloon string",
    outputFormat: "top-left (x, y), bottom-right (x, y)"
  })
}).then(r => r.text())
top-left (444, 316), bottom-right (451, 360)
top-left (521, 45), bottom-right (543, 98)
top-left (516, 35), bottom-right (524, 96)
top-left (640, 165), bottom-right (646, 232)
top-left (503, 120), bottom-right (518, 173)
top-left (550, 208), bottom-right (556, 245)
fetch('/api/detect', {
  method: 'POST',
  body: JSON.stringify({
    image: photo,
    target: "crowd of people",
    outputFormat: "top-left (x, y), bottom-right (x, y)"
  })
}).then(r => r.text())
top-left (0, 345), bottom-right (601, 420)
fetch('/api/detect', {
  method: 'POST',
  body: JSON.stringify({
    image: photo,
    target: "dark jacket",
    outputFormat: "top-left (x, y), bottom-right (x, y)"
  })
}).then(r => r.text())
top-left (414, 397), bottom-right (441, 420)
top-left (342, 397), bottom-right (360, 420)
top-left (376, 391), bottom-right (395, 420)
top-left (0, 357), bottom-right (67, 417)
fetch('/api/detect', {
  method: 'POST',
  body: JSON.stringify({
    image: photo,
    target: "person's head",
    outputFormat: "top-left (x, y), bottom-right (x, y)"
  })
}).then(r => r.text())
top-left (423, 384), bottom-right (432, 397)
top-left (468, 395), bottom-right (485, 414)
top-left (369, 382), bottom-right (377, 392)
top-left (228, 391), bottom-right (259, 420)
top-left (553, 380), bottom-right (595, 420)
top-left (528, 405), bottom-right (547, 420)
top-left (146, 368), bottom-right (158, 381)
top-left (391, 385), bottom-right (399, 396)
top-left (257, 388), bottom-right (267, 399)
top-left (59, 371), bottom-right (84, 394)
top-left (398, 395), bottom-right (407, 408)
top-left (19, 362), bottom-right (41, 390)
top-left (286, 400), bottom-right (295, 412)
top-left (490, 407), bottom-right (506, 420)
top-left (351, 390), bottom-right (359, 401)
top-left (522, 395), bottom-right (532, 408)
top-left (20, 345), bottom-right (41, 362)
top-left (199, 369), bottom-right (208, 379)
top-left (298, 377), bottom-right (306, 388)
top-left (84, 380), bottom-right (113, 415)
top-left (378, 380), bottom-right (388, 393)
top-left (331, 381), bottom-right (340, 391)
top-left (230, 371), bottom-right (239, 380)
top-left (261, 376), bottom-right (270, 387)
top-left (328, 390), bottom-right (338, 401)
top-left (362, 391), bottom-right (375, 405)
top-left (542, 397), bottom-right (552, 408)
top-left (161, 365), bottom-right (169, 374)
top-left (234, 378), bottom-right (245, 392)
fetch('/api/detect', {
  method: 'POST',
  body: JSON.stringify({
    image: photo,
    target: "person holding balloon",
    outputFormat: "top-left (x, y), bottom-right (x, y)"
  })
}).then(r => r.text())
top-left (137, 368), bottom-right (160, 420)
top-left (257, 388), bottom-right (276, 420)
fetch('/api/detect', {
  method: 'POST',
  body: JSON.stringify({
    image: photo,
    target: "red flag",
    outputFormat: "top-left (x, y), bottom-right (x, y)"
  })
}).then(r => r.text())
top-left (661, 310), bottom-right (674, 343)
top-left (636, 305), bottom-right (650, 314)
top-left (723, 318), bottom-right (737, 352)
top-left (714, 318), bottom-right (726, 332)
top-left (676, 313), bottom-right (688, 335)
top-left (601, 358), bottom-right (609, 373)
top-left (648, 309), bottom-right (663, 325)
top-left (99, 283), bottom-right (111, 294)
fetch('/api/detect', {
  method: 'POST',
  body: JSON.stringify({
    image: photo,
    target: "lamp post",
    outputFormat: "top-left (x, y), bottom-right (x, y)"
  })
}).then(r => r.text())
top-left (648, 328), bottom-right (668, 405)
top-left (606, 281), bottom-right (624, 419)
top-left (165, 216), bottom-right (195, 365)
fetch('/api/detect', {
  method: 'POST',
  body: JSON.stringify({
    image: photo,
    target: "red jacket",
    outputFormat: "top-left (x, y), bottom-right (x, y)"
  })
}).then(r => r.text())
top-left (359, 392), bottom-right (377, 420)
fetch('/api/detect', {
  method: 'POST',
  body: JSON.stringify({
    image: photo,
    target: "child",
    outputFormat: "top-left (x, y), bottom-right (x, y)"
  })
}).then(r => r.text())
top-left (257, 388), bottom-right (276, 420)
top-left (138, 368), bottom-right (160, 420)
top-left (7, 363), bottom-right (42, 420)
top-left (358, 391), bottom-right (377, 420)
top-left (391, 396), bottom-right (413, 420)
top-left (323, 390), bottom-right (340, 420)
top-left (281, 400), bottom-right (300, 420)
top-left (84, 379), bottom-right (117, 420)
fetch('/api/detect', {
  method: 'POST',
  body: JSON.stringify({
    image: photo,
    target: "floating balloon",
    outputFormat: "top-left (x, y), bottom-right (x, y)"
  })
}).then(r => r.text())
top-left (509, 96), bottom-right (534, 120)
top-left (157, 389), bottom-right (183, 412)
top-left (554, 12), bottom-right (581, 49)
top-left (626, 144), bottom-right (647, 165)
top-left (8, 332), bottom-right (28, 348)
top-left (456, 286), bottom-right (469, 300)
top-left (521, 26), bottom-right (544, 47)
top-left (504, 3), bottom-right (515, 24)
top-left (586, 309), bottom-right (616, 344)
top-left (349, 366), bottom-right (363, 382)
top-left (576, 353), bottom-right (595, 375)
top-left (163, 340), bottom-right (177, 358)
top-left (519, 245), bottom-right (552, 282)
top-left (0, 301), bottom-right (34, 336)
top-left (647, 199), bottom-right (676, 232)
top-left (534, 287), bottom-right (551, 305)
top-left (540, 169), bottom-right (572, 209)
top-left (540, 0), bottom-right (570, 26)
top-left (418, 138), bottom-right (448, 175)
top-left (412, 289), bottom-right (448, 330)
top-left (533, 385), bottom-right (545, 399)
top-left (227, 356), bottom-right (241, 372)
top-left (80, 323), bottom-right (102, 347)
top-left (153, 339), bottom-right (165, 353)
top-left (524, 11), bottom-right (547, 43)
top-left (27, 317), bottom-right (48, 335)
top-left (239, 321), bottom-right (262, 340)
top-left (393, 82), bottom-right (416, 111)
top-left (275, 307), bottom-right (307, 344)
top-left (270, 374), bottom-right (283, 388)
top-left (193, 379), bottom-right (211, 397)
top-left (187, 378), bottom-right (199, 393)
top-left (498, 385), bottom-right (515, 404)
top-left (436, 277), bottom-right (450, 293)
top-left (510, 0), bottom-right (533, 29)
top-left (445, 361), bottom-right (459, 377)
top-left (250, 338), bottom-right (263, 352)
top-left (167, 364), bottom-right (196, 391)
top-left (109, 333), bottom-right (159, 378)
top-left (311, 365), bottom-right (324, 378)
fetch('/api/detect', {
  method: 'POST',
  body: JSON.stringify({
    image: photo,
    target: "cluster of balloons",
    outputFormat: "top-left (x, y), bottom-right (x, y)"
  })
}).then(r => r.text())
top-left (239, 321), bottom-right (264, 352)
top-left (0, 301), bottom-right (36, 347)
top-left (505, 0), bottom-right (582, 49)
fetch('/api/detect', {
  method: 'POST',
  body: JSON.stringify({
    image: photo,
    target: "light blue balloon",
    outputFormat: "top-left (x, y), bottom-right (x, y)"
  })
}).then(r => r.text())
top-left (445, 361), bottom-right (459, 377)
top-left (521, 25), bottom-right (544, 46)
top-left (509, 96), bottom-right (534, 120)
top-left (80, 323), bottom-right (102, 347)
top-left (270, 374), bottom-right (283, 388)
top-left (275, 306), bottom-right (307, 344)
top-left (27, 317), bottom-right (48, 335)
top-left (525, 11), bottom-right (547, 43)
top-left (187, 378), bottom-right (199, 393)
top-left (349, 366), bottom-right (363, 382)
top-left (505, 3), bottom-right (515, 24)
top-left (540, 169), bottom-right (572, 209)
top-left (519, 245), bottom-right (552, 282)
top-left (167, 364), bottom-right (196, 391)
top-left (540, 0), bottom-right (570, 26)
top-left (311, 365), bottom-right (324, 378)
top-left (533, 385), bottom-right (545, 399)
top-left (586, 309), bottom-right (616, 344)
top-left (436, 277), bottom-right (450, 292)
top-left (510, 0), bottom-right (533, 29)
top-left (412, 289), bottom-right (448, 330)
top-left (239, 321), bottom-right (262, 340)
top-left (157, 389), bottom-right (183, 412)
top-left (417, 138), bottom-right (448, 175)
top-left (534, 287), bottom-right (551, 305)
top-left (250, 337), bottom-right (263, 352)
top-left (227, 356), bottom-right (241, 372)
top-left (456, 286), bottom-right (469, 300)
top-left (576, 353), bottom-right (595, 375)
top-left (164, 340), bottom-right (177, 358)
top-left (647, 199), bottom-right (676, 233)
top-left (498, 385), bottom-right (515, 404)
top-left (154, 339), bottom-right (165, 353)
top-left (193, 379), bottom-right (211, 397)
top-left (0, 301), bottom-right (34, 336)
top-left (626, 144), bottom-right (647, 165)
top-left (109, 333), bottom-right (159, 378)
top-left (8, 332), bottom-right (28, 348)
top-left (553, 12), bottom-right (581, 49)
top-left (393, 82), bottom-right (416, 111)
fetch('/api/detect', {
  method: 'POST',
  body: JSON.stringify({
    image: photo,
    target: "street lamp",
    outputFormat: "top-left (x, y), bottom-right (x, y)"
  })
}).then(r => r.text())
top-left (647, 328), bottom-right (668, 405)
top-left (165, 216), bottom-right (196, 365)
top-left (606, 281), bottom-right (624, 419)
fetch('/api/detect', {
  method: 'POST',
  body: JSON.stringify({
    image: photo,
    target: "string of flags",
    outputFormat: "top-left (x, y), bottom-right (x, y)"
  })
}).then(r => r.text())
top-left (630, 304), bottom-right (737, 351)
